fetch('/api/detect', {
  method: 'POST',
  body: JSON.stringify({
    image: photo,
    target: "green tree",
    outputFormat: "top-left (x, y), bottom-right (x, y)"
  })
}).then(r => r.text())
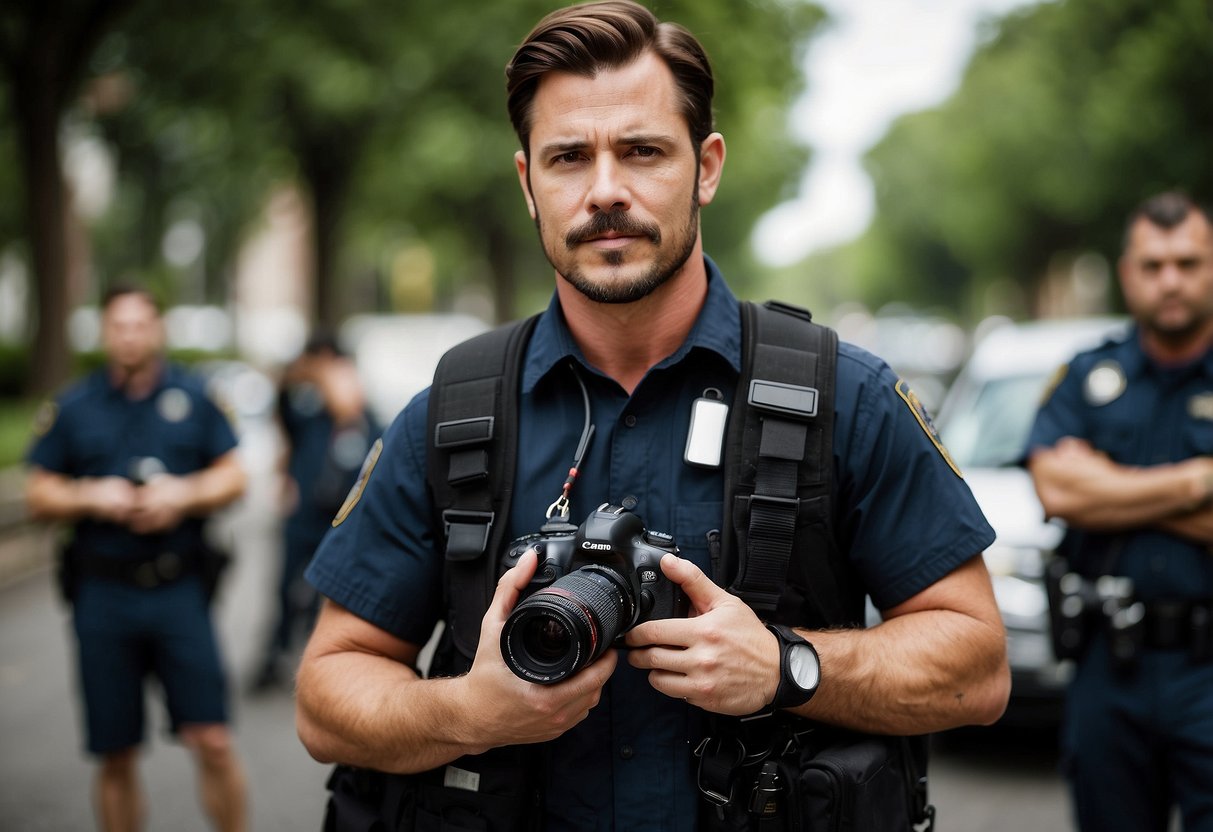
top-left (818, 0), bottom-right (1213, 320)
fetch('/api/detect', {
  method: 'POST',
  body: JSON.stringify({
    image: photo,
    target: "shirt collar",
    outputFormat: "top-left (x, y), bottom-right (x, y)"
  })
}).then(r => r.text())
top-left (1119, 325), bottom-right (1213, 381)
top-left (521, 254), bottom-right (741, 393)
top-left (101, 359), bottom-right (173, 399)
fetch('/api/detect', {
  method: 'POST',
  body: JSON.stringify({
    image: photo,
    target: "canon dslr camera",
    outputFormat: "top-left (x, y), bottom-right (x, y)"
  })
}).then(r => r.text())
top-left (500, 503), bottom-right (688, 684)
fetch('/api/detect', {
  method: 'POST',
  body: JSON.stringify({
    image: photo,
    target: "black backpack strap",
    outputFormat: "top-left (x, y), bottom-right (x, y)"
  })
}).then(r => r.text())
top-left (426, 315), bottom-right (539, 663)
top-left (721, 300), bottom-right (859, 628)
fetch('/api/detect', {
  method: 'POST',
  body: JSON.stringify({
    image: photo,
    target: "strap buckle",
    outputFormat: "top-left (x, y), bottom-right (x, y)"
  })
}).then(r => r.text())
top-left (442, 509), bottom-right (495, 562)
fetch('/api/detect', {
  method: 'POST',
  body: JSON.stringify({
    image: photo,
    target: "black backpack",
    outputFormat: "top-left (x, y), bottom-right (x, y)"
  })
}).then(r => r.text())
top-left (323, 300), bottom-right (933, 832)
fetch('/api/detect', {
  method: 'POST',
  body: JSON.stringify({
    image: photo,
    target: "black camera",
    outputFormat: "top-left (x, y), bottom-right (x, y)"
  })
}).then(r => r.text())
top-left (499, 503), bottom-right (688, 684)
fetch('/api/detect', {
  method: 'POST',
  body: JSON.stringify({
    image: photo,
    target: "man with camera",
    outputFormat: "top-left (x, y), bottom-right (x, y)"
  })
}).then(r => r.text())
top-left (1026, 192), bottom-right (1213, 832)
top-left (26, 286), bottom-right (248, 832)
top-left (295, 3), bottom-right (1010, 830)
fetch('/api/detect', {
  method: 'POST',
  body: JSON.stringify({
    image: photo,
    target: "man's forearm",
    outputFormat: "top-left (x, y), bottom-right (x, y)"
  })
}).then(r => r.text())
top-left (296, 648), bottom-right (489, 774)
top-left (26, 470), bottom-right (92, 521)
top-left (1158, 505), bottom-right (1213, 546)
top-left (181, 452), bottom-right (247, 515)
top-left (795, 608), bottom-right (1009, 735)
top-left (1030, 443), bottom-right (1213, 530)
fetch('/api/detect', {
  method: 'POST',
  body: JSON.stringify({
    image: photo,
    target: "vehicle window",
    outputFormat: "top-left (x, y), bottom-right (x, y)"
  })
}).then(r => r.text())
top-left (940, 374), bottom-right (1052, 469)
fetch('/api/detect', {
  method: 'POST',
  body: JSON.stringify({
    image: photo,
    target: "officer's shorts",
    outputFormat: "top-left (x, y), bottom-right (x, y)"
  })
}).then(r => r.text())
top-left (72, 575), bottom-right (229, 755)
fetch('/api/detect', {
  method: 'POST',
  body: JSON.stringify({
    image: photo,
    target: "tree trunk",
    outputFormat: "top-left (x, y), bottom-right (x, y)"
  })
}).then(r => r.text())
top-left (14, 68), bottom-right (72, 396)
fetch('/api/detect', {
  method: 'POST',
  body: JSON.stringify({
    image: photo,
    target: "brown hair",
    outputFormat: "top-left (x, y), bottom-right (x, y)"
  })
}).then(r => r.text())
top-left (101, 285), bottom-right (162, 314)
top-left (1123, 190), bottom-right (1213, 249)
top-left (505, 0), bottom-right (715, 156)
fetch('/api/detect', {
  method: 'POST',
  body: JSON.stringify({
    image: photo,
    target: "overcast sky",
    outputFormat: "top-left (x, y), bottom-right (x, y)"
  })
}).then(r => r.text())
top-left (752, 0), bottom-right (1040, 267)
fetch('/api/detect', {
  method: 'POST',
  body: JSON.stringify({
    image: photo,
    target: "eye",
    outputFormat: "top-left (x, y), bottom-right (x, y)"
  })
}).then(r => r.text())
top-left (552, 151), bottom-right (584, 166)
top-left (629, 146), bottom-right (660, 159)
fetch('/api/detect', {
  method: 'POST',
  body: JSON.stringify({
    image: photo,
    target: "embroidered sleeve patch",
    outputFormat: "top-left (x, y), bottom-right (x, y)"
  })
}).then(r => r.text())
top-left (32, 401), bottom-right (58, 438)
top-left (332, 437), bottom-right (383, 527)
top-left (895, 379), bottom-right (962, 478)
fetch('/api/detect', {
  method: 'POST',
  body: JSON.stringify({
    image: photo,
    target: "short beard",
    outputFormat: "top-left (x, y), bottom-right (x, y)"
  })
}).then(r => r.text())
top-left (535, 193), bottom-right (701, 305)
top-left (1144, 311), bottom-right (1209, 346)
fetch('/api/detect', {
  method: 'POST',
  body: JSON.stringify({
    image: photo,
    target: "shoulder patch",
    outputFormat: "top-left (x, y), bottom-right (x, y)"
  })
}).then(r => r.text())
top-left (1039, 363), bottom-right (1068, 406)
top-left (895, 378), bottom-right (962, 478)
top-left (332, 437), bottom-right (383, 527)
top-left (32, 400), bottom-right (58, 438)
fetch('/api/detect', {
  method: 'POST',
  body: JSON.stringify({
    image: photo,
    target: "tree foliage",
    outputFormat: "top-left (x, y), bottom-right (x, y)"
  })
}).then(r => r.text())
top-left (3, 0), bottom-right (823, 369)
top-left (812, 0), bottom-right (1213, 321)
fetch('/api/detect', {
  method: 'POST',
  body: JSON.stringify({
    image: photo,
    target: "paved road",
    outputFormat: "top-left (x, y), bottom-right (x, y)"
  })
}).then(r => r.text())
top-left (0, 470), bottom-right (1075, 831)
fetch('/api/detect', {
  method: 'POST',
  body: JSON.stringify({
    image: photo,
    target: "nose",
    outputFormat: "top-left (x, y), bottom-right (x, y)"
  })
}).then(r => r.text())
top-left (1158, 261), bottom-right (1186, 292)
top-left (585, 156), bottom-right (631, 214)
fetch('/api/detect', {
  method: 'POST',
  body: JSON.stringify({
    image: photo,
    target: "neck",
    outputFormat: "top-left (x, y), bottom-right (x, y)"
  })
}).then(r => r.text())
top-left (110, 359), bottom-right (162, 400)
top-left (557, 252), bottom-right (709, 395)
top-left (1141, 322), bottom-right (1213, 367)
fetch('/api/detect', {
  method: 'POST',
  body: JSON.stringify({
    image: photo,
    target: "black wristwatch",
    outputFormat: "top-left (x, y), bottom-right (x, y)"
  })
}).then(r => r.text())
top-left (766, 623), bottom-right (821, 709)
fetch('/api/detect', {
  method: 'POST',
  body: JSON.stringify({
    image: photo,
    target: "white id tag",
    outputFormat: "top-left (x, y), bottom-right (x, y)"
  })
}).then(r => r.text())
top-left (684, 391), bottom-right (728, 468)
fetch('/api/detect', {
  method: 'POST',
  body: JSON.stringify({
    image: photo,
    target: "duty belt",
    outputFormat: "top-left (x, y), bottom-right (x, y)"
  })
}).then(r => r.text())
top-left (1141, 599), bottom-right (1212, 651)
top-left (78, 550), bottom-right (197, 589)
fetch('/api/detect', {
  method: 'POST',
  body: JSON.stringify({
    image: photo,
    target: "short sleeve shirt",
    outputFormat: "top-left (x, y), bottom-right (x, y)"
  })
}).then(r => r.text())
top-left (26, 364), bottom-right (238, 559)
top-left (307, 257), bottom-right (994, 832)
top-left (1025, 328), bottom-right (1213, 600)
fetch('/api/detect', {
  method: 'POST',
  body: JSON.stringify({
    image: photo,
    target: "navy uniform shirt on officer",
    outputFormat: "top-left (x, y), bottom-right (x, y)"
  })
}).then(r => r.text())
top-left (1027, 326), bottom-right (1213, 831)
top-left (305, 259), bottom-right (996, 832)
top-left (1024, 191), bottom-right (1213, 832)
top-left (28, 361), bottom-right (240, 753)
top-left (1028, 330), bottom-right (1213, 599)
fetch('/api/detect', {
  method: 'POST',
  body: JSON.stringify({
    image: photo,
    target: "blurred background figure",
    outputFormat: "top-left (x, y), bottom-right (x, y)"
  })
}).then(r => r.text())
top-left (1025, 192), bottom-right (1213, 832)
top-left (24, 286), bottom-right (249, 832)
top-left (251, 331), bottom-right (380, 692)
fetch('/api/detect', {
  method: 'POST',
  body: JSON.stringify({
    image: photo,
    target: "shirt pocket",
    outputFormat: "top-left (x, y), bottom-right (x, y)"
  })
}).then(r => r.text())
top-left (1183, 418), bottom-right (1213, 456)
top-left (1088, 417), bottom-right (1139, 463)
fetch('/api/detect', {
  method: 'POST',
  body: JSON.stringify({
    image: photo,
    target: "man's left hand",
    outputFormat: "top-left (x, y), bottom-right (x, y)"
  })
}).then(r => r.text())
top-left (129, 474), bottom-right (192, 533)
top-left (626, 554), bottom-right (779, 715)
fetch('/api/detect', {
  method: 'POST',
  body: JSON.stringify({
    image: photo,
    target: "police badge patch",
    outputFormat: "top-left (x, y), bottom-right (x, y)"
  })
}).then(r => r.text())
top-left (332, 437), bottom-right (383, 527)
top-left (895, 378), bottom-right (962, 478)
top-left (1083, 360), bottom-right (1126, 406)
top-left (157, 388), bottom-right (192, 422)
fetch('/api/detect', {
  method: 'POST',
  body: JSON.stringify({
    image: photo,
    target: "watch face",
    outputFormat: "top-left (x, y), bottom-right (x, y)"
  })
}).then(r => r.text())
top-left (788, 643), bottom-right (820, 690)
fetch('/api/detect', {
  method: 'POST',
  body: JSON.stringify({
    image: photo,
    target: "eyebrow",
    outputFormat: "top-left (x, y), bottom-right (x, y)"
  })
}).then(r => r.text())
top-left (536, 133), bottom-right (681, 158)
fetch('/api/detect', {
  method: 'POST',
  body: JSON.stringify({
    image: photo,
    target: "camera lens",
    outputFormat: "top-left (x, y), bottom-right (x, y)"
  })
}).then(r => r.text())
top-left (524, 616), bottom-right (573, 662)
top-left (501, 566), bottom-right (634, 684)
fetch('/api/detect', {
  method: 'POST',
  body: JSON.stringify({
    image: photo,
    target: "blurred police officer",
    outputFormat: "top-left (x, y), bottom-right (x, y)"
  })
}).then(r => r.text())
top-left (26, 286), bottom-right (248, 832)
top-left (1027, 191), bottom-right (1213, 832)
top-left (251, 331), bottom-right (379, 691)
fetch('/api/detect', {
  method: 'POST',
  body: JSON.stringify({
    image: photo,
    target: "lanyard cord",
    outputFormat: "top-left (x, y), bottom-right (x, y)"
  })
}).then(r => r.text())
top-left (547, 361), bottom-right (596, 521)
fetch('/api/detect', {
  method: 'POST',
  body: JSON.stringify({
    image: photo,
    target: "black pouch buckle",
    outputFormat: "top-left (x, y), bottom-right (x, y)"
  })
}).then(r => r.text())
top-left (695, 736), bottom-right (746, 808)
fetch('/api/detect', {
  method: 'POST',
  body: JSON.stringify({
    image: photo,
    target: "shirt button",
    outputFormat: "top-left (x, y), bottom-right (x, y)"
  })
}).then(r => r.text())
top-left (620, 744), bottom-right (634, 760)
top-left (624, 414), bottom-right (637, 427)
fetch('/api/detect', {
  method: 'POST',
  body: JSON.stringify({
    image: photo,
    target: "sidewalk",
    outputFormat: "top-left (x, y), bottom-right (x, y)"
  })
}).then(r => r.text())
top-left (0, 466), bottom-right (56, 588)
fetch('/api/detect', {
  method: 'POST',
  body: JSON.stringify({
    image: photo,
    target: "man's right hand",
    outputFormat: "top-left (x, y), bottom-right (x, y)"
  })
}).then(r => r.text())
top-left (455, 549), bottom-right (617, 749)
top-left (79, 476), bottom-right (139, 524)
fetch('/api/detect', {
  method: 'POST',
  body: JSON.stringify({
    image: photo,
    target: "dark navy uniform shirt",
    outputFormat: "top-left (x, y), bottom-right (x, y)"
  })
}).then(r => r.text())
top-left (277, 382), bottom-right (379, 543)
top-left (1026, 327), bottom-right (1213, 601)
top-left (27, 363), bottom-right (238, 560)
top-left (306, 258), bottom-right (995, 832)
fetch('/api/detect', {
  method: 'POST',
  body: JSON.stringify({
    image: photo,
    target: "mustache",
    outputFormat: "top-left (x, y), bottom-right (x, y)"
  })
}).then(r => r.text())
top-left (564, 211), bottom-right (661, 249)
